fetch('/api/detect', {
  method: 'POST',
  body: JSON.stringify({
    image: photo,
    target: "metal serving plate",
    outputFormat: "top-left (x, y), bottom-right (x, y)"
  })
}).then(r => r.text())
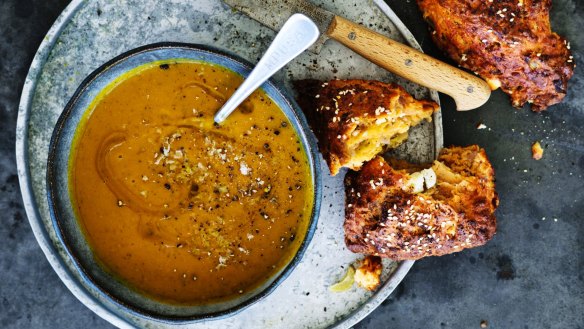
top-left (16, 0), bottom-right (442, 328)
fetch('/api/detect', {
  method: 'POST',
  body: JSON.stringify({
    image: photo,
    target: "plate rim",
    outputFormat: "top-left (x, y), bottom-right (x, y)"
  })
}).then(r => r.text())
top-left (15, 1), bottom-right (442, 328)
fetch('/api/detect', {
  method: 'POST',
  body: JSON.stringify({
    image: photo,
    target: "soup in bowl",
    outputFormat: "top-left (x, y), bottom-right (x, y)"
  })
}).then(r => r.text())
top-left (47, 43), bottom-right (321, 322)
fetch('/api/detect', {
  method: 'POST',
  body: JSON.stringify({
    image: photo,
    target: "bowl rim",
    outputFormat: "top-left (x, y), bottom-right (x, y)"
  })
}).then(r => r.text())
top-left (45, 42), bottom-right (323, 324)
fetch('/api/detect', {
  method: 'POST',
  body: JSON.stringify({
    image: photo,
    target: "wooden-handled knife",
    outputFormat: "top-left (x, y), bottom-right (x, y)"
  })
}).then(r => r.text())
top-left (224, 0), bottom-right (491, 111)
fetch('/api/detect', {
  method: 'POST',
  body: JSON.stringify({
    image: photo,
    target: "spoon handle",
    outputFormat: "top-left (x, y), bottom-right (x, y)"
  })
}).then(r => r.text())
top-left (214, 13), bottom-right (319, 124)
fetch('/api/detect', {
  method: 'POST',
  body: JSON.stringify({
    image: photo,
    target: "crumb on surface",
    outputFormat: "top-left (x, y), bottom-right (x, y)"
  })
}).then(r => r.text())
top-left (354, 256), bottom-right (382, 291)
top-left (532, 141), bottom-right (544, 160)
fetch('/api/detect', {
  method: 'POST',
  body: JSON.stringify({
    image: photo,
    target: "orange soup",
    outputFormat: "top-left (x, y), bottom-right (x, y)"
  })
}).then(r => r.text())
top-left (71, 61), bottom-right (313, 304)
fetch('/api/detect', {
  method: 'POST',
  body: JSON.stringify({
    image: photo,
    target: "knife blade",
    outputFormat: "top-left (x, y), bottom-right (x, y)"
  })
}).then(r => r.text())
top-left (225, 0), bottom-right (334, 53)
top-left (224, 0), bottom-right (491, 111)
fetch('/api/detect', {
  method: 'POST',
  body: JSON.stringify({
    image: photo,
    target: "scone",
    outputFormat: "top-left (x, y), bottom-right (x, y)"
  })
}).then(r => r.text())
top-left (344, 145), bottom-right (498, 260)
top-left (354, 256), bottom-right (383, 291)
top-left (417, 0), bottom-right (574, 111)
top-left (294, 79), bottom-right (439, 176)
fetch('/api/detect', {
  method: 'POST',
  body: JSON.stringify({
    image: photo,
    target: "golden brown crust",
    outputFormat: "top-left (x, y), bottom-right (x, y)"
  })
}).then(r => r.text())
top-left (294, 79), bottom-right (438, 175)
top-left (417, 0), bottom-right (575, 111)
top-left (354, 256), bottom-right (383, 291)
top-left (344, 145), bottom-right (498, 260)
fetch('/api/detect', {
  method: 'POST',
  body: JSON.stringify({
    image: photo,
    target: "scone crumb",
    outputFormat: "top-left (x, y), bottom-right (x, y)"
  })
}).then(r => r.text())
top-left (354, 256), bottom-right (382, 291)
top-left (532, 141), bottom-right (544, 160)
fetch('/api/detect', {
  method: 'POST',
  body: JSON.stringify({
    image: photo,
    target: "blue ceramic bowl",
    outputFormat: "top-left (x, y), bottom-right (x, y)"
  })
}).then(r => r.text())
top-left (46, 43), bottom-right (322, 323)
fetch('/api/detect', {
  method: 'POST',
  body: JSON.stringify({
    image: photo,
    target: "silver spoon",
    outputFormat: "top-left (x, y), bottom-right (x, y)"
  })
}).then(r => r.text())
top-left (213, 13), bottom-right (319, 124)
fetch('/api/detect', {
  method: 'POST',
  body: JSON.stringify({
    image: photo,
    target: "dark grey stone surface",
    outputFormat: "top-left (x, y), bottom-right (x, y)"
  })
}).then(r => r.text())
top-left (1, 0), bottom-right (582, 328)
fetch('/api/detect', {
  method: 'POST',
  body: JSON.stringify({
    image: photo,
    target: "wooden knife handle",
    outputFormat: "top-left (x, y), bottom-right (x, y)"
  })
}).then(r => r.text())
top-left (326, 16), bottom-right (491, 111)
